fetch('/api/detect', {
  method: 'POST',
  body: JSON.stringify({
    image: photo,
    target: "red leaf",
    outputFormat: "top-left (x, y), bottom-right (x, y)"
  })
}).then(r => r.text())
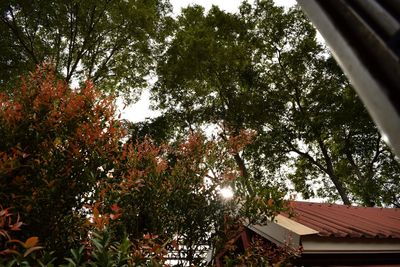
top-left (24, 236), bottom-right (39, 249)
top-left (111, 204), bottom-right (120, 212)
top-left (9, 221), bottom-right (23, 231)
top-left (0, 208), bottom-right (10, 217)
top-left (143, 234), bottom-right (151, 239)
top-left (110, 213), bottom-right (121, 220)
top-left (171, 240), bottom-right (179, 249)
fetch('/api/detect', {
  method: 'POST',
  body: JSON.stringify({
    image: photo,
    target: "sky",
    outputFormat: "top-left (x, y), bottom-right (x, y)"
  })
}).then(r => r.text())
top-left (120, 0), bottom-right (297, 123)
top-left (170, 0), bottom-right (242, 14)
top-left (170, 0), bottom-right (297, 14)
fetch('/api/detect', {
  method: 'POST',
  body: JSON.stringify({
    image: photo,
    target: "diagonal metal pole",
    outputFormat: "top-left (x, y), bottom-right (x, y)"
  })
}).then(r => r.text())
top-left (297, 0), bottom-right (400, 157)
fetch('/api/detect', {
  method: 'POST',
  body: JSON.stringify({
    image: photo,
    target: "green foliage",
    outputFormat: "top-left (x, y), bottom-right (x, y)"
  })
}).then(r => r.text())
top-left (102, 131), bottom-right (285, 265)
top-left (1, 229), bottom-right (158, 267)
top-left (0, 0), bottom-right (172, 100)
top-left (1, 66), bottom-right (285, 265)
top-left (73, 231), bottom-right (132, 267)
top-left (152, 0), bottom-right (400, 207)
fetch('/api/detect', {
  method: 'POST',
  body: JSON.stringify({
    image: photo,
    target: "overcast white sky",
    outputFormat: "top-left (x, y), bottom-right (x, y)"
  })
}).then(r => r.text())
top-left (120, 0), bottom-right (297, 122)
top-left (170, 0), bottom-right (297, 14)
top-left (170, 0), bottom-right (242, 14)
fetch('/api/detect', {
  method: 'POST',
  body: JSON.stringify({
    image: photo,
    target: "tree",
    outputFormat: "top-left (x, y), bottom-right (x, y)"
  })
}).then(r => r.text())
top-left (0, 0), bottom-right (172, 100)
top-left (1, 65), bottom-right (286, 264)
top-left (152, 0), bottom-right (400, 206)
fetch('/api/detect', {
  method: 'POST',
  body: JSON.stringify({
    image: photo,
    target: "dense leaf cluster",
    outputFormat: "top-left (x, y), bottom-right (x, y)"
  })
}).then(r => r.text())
top-left (0, 66), bottom-right (286, 265)
top-left (152, 0), bottom-right (400, 207)
top-left (0, 0), bottom-right (172, 101)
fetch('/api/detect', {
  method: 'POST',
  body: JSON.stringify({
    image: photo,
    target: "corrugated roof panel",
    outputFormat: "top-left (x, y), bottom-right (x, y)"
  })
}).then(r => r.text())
top-left (281, 201), bottom-right (400, 239)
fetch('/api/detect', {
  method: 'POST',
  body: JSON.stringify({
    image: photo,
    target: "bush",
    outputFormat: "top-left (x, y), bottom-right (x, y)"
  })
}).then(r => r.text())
top-left (1, 65), bottom-right (288, 266)
top-left (0, 64), bottom-right (125, 255)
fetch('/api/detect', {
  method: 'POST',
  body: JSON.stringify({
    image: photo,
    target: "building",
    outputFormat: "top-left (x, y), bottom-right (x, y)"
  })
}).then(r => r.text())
top-left (215, 201), bottom-right (400, 266)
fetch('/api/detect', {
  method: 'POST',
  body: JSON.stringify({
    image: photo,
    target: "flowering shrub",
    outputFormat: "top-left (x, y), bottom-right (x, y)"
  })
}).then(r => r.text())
top-left (0, 64), bottom-right (125, 254)
top-left (0, 65), bottom-right (289, 266)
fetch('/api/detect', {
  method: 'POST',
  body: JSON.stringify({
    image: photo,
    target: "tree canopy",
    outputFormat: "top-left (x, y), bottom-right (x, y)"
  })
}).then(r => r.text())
top-left (0, 0), bottom-right (172, 100)
top-left (152, 0), bottom-right (400, 207)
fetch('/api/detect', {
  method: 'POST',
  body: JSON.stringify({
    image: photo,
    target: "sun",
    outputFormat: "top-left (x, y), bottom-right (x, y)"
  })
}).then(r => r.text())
top-left (220, 187), bottom-right (234, 199)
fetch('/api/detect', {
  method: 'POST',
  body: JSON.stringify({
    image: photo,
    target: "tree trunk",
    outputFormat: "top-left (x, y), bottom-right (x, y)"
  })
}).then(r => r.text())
top-left (327, 173), bottom-right (351, 205)
top-left (233, 153), bottom-right (254, 196)
top-left (318, 139), bottom-right (351, 205)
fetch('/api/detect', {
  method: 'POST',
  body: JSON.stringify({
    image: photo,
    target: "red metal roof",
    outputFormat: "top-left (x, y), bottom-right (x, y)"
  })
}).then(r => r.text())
top-left (282, 201), bottom-right (400, 239)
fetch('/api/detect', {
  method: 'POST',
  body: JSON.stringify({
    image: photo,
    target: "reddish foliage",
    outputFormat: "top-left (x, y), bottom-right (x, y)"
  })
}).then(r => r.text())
top-left (0, 205), bottom-right (42, 258)
top-left (0, 64), bottom-right (126, 251)
top-left (1, 64), bottom-right (284, 264)
top-left (226, 129), bottom-right (257, 154)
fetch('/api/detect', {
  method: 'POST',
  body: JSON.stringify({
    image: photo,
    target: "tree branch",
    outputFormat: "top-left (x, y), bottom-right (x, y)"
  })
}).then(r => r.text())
top-left (284, 138), bottom-right (327, 173)
top-left (2, 7), bottom-right (39, 64)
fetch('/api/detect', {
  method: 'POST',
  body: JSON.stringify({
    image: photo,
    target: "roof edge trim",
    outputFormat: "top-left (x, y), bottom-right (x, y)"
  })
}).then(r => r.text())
top-left (274, 214), bottom-right (319, 236)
